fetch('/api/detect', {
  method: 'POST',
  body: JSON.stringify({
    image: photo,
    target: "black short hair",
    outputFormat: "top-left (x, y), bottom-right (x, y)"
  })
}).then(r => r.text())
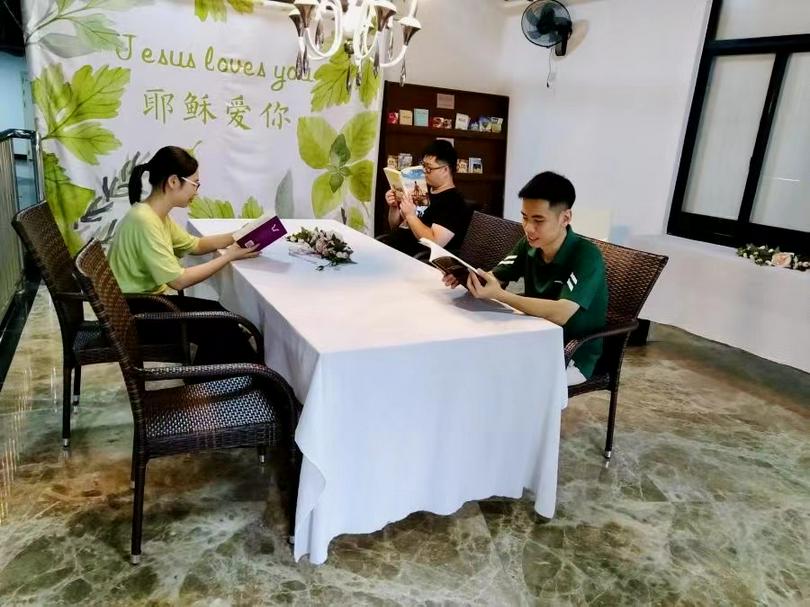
top-left (421, 139), bottom-right (457, 174)
top-left (518, 172), bottom-right (576, 210)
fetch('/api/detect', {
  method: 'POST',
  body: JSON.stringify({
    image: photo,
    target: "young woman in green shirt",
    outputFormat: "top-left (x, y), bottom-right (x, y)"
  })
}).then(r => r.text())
top-left (109, 145), bottom-right (260, 364)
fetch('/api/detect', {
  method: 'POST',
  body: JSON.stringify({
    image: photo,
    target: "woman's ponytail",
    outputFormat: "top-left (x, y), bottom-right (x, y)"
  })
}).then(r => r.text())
top-left (128, 163), bottom-right (149, 204)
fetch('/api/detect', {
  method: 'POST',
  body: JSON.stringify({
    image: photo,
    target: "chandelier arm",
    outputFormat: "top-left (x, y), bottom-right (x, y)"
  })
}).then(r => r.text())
top-left (378, 41), bottom-right (408, 69)
top-left (352, 3), bottom-right (379, 63)
top-left (303, 0), bottom-right (344, 59)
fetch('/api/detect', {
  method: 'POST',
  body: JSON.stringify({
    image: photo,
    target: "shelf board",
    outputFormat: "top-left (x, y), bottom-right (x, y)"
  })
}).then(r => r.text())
top-left (454, 173), bottom-right (505, 182)
top-left (385, 124), bottom-right (506, 140)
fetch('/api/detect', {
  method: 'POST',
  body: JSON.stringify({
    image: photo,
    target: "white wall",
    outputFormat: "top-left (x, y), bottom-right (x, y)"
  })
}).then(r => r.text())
top-left (390, 0), bottom-right (711, 241)
top-left (0, 52), bottom-right (27, 132)
top-left (0, 51), bottom-right (33, 154)
top-left (384, 0), bottom-right (508, 94)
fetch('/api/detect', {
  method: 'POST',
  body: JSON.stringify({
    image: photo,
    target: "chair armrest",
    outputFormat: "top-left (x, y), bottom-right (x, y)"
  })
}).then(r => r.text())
top-left (131, 310), bottom-right (263, 352)
top-left (136, 362), bottom-right (301, 422)
top-left (564, 320), bottom-right (639, 365)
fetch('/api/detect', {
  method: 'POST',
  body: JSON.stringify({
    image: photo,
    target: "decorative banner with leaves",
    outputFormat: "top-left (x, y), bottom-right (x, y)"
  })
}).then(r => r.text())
top-left (22, 0), bottom-right (382, 252)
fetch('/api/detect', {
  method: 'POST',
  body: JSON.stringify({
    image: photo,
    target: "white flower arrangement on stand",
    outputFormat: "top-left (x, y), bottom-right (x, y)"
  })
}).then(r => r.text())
top-left (287, 227), bottom-right (355, 270)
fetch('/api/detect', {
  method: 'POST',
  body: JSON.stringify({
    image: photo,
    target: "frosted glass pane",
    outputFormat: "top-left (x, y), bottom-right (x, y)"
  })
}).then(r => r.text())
top-left (683, 55), bottom-right (774, 219)
top-left (717, 0), bottom-right (810, 39)
top-left (751, 53), bottom-right (810, 232)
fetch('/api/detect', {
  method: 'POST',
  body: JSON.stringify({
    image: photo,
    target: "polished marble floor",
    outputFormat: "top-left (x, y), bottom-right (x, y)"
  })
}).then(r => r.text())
top-left (0, 288), bottom-right (808, 606)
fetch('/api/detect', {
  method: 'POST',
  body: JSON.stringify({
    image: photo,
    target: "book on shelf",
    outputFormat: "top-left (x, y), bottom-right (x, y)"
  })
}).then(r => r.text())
top-left (478, 116), bottom-right (491, 132)
top-left (456, 158), bottom-right (468, 173)
top-left (490, 117), bottom-right (504, 133)
top-left (419, 238), bottom-right (489, 288)
top-left (397, 152), bottom-right (413, 169)
top-left (233, 215), bottom-right (287, 251)
top-left (469, 157), bottom-right (483, 174)
top-left (384, 165), bottom-right (429, 212)
top-left (386, 155), bottom-right (398, 169)
top-left (387, 111), bottom-right (399, 124)
top-left (399, 109), bottom-right (413, 126)
top-left (454, 113), bottom-right (469, 130)
top-left (431, 116), bottom-right (444, 128)
top-left (414, 108), bottom-right (429, 127)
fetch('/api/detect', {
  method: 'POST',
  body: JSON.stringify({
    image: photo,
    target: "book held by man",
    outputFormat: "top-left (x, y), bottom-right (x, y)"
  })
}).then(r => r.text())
top-left (419, 238), bottom-right (488, 287)
top-left (384, 165), bottom-right (429, 210)
top-left (233, 215), bottom-right (287, 251)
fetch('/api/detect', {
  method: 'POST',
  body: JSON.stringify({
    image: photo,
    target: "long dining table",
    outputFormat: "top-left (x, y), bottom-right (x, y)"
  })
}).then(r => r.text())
top-left (188, 218), bottom-right (568, 564)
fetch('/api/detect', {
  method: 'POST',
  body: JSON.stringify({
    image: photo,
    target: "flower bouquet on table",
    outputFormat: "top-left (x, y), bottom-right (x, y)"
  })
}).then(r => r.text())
top-left (286, 227), bottom-right (355, 270)
top-left (736, 244), bottom-right (809, 271)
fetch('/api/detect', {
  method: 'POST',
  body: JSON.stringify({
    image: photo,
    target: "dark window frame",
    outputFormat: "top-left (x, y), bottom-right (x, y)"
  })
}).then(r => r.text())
top-left (668, 0), bottom-right (810, 255)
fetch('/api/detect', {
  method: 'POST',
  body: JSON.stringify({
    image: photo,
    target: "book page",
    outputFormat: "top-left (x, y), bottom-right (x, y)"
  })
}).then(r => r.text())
top-left (418, 238), bottom-right (478, 272)
top-left (233, 214), bottom-right (272, 240)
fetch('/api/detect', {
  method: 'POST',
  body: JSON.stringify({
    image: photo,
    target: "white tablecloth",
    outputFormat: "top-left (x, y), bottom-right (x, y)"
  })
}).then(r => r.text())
top-left (188, 219), bottom-right (568, 564)
top-left (627, 234), bottom-right (810, 373)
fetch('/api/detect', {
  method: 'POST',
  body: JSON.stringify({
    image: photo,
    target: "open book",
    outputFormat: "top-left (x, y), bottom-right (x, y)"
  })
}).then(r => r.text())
top-left (233, 215), bottom-right (287, 251)
top-left (383, 165), bottom-right (429, 212)
top-left (419, 238), bottom-right (489, 287)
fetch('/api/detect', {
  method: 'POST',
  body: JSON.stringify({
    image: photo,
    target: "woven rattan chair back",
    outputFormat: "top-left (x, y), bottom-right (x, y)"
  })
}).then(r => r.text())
top-left (12, 201), bottom-right (84, 334)
top-left (457, 211), bottom-right (525, 271)
top-left (586, 238), bottom-right (668, 326)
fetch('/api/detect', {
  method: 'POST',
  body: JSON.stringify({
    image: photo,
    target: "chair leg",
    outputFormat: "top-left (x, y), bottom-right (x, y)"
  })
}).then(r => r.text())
top-left (62, 364), bottom-right (72, 448)
top-left (72, 365), bottom-right (82, 413)
top-left (604, 384), bottom-right (620, 460)
top-left (287, 444), bottom-right (301, 545)
top-left (257, 445), bottom-right (267, 464)
top-left (131, 460), bottom-right (147, 565)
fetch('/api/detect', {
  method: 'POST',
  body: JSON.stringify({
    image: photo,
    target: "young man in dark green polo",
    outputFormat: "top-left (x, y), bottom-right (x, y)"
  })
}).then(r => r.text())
top-left (444, 171), bottom-right (608, 385)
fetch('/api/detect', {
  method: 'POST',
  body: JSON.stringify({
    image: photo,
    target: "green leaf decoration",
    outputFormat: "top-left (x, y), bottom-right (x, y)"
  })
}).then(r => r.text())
top-left (297, 116), bottom-right (337, 169)
top-left (68, 14), bottom-right (123, 51)
top-left (195, 0), bottom-right (227, 21)
top-left (56, 0), bottom-right (74, 11)
top-left (189, 197), bottom-right (236, 219)
top-left (341, 111), bottom-right (378, 162)
top-left (312, 172), bottom-right (344, 218)
top-left (347, 159), bottom-right (373, 203)
top-left (61, 64), bottom-right (130, 126)
top-left (32, 64), bottom-right (129, 164)
top-left (57, 121), bottom-right (121, 165)
top-left (275, 170), bottom-right (294, 219)
top-left (358, 57), bottom-right (380, 108)
top-left (43, 152), bottom-right (94, 254)
top-left (310, 49), bottom-right (354, 112)
top-left (39, 33), bottom-right (94, 58)
top-left (227, 0), bottom-right (254, 13)
top-left (328, 171), bottom-right (344, 193)
top-left (347, 207), bottom-right (366, 231)
top-left (240, 196), bottom-right (263, 219)
top-left (329, 134), bottom-right (351, 168)
top-left (31, 65), bottom-right (71, 130)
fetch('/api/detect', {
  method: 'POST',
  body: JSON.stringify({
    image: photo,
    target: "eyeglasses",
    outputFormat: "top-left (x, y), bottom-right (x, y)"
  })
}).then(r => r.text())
top-left (181, 176), bottom-right (201, 190)
top-left (421, 163), bottom-right (448, 174)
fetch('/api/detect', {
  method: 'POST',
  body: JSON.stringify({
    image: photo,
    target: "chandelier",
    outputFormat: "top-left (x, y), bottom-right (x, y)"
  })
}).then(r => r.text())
top-left (274, 0), bottom-right (421, 91)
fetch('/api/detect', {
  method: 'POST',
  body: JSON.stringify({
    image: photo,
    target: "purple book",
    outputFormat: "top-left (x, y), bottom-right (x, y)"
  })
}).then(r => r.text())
top-left (233, 216), bottom-right (287, 251)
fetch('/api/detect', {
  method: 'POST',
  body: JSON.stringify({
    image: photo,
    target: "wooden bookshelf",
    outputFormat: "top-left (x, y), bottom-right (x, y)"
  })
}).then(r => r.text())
top-left (374, 82), bottom-right (510, 236)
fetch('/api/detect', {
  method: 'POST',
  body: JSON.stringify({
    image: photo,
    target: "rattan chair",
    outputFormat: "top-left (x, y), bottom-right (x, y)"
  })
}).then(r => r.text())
top-left (457, 211), bottom-right (525, 270)
top-left (12, 202), bottom-right (187, 447)
top-left (566, 239), bottom-right (667, 460)
top-left (74, 239), bottom-right (300, 564)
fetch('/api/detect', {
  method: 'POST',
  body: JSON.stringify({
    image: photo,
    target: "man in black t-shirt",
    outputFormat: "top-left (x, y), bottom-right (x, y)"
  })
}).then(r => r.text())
top-left (382, 140), bottom-right (472, 257)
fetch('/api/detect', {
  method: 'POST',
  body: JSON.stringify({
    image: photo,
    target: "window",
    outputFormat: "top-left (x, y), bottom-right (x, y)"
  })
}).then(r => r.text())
top-left (668, 0), bottom-right (810, 254)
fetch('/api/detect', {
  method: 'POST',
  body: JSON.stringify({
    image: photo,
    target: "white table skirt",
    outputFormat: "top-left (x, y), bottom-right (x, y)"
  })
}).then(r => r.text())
top-left (627, 234), bottom-right (810, 374)
top-left (188, 219), bottom-right (568, 564)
